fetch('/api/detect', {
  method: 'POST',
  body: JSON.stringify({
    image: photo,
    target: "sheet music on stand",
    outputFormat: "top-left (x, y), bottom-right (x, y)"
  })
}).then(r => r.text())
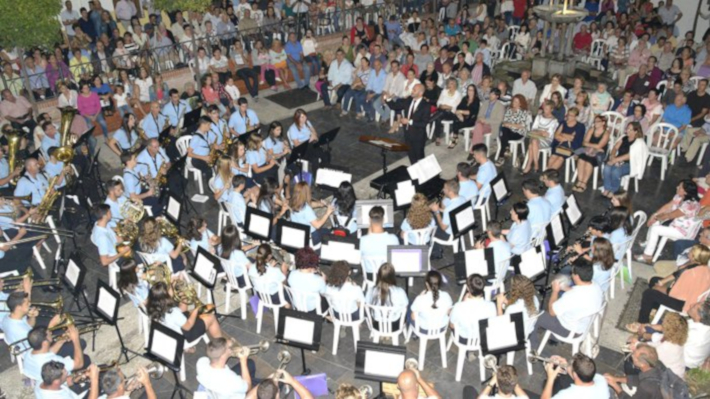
top-left (513, 246), bottom-right (546, 280)
top-left (315, 168), bottom-right (352, 189)
top-left (564, 194), bottom-right (584, 228)
top-left (320, 235), bottom-right (361, 265)
top-left (393, 180), bottom-right (416, 209)
top-left (548, 213), bottom-right (567, 247)
top-left (407, 155), bottom-right (441, 184)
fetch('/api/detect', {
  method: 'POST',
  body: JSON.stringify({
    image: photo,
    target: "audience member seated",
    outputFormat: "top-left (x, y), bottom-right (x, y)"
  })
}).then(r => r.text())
top-left (572, 114), bottom-right (611, 192)
top-left (468, 88), bottom-right (504, 152)
top-left (601, 121), bottom-right (648, 198)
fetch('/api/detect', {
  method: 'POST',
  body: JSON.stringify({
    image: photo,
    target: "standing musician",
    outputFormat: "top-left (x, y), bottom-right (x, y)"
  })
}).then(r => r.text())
top-left (162, 88), bottom-right (192, 128)
top-left (188, 117), bottom-right (215, 179)
top-left (139, 102), bottom-right (169, 140)
top-left (228, 97), bottom-right (260, 137)
top-left (107, 114), bottom-right (141, 157)
top-left (103, 179), bottom-right (126, 229)
top-left (24, 325), bottom-right (90, 383)
top-left (121, 152), bottom-right (159, 216)
top-left (206, 105), bottom-right (227, 150)
top-left (13, 158), bottom-right (51, 207)
top-left (196, 337), bottom-right (255, 398)
top-left (0, 146), bottom-right (23, 196)
top-left (91, 204), bottom-right (130, 267)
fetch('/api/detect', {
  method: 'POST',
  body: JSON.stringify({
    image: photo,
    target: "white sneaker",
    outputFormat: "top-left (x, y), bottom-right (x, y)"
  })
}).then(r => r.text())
top-left (276, 77), bottom-right (282, 82)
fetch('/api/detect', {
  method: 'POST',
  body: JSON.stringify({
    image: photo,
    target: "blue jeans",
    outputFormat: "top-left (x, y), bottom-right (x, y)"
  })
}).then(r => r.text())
top-left (374, 96), bottom-right (394, 121)
top-left (602, 162), bottom-right (630, 193)
top-left (304, 55), bottom-right (320, 78)
top-left (287, 59), bottom-right (311, 88)
top-left (117, 104), bottom-right (132, 119)
top-left (362, 92), bottom-right (381, 121)
top-left (351, 90), bottom-right (368, 113)
top-left (85, 113), bottom-right (108, 138)
top-left (341, 88), bottom-right (362, 111)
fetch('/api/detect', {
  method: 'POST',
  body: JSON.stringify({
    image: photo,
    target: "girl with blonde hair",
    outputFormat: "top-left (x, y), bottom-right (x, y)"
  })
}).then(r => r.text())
top-left (211, 156), bottom-right (233, 203)
top-left (139, 217), bottom-right (186, 274)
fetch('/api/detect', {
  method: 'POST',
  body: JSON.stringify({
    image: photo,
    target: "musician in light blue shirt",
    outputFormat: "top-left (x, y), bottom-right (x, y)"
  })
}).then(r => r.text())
top-left (430, 179), bottom-right (467, 259)
top-left (504, 202), bottom-right (533, 255)
top-left (186, 217), bottom-right (218, 255)
top-left (103, 179), bottom-right (126, 228)
top-left (206, 105), bottom-right (226, 147)
top-left (249, 244), bottom-right (288, 301)
top-left (40, 122), bottom-right (61, 158)
top-left (136, 139), bottom-right (169, 179)
top-left (108, 113), bottom-right (140, 157)
top-left (228, 98), bottom-right (260, 136)
top-left (471, 144), bottom-right (497, 199)
top-left (456, 162), bottom-right (479, 202)
top-left (14, 158), bottom-right (49, 206)
top-left (325, 261), bottom-right (365, 317)
top-left (44, 148), bottom-right (69, 190)
top-left (140, 102), bottom-right (169, 139)
top-left (522, 179), bottom-right (552, 229)
top-left (91, 204), bottom-right (128, 266)
top-left (162, 89), bottom-right (192, 127)
top-left (289, 182), bottom-right (334, 244)
top-left (1, 292), bottom-right (36, 353)
top-left (477, 221), bottom-right (512, 280)
top-left (0, 148), bottom-right (13, 191)
top-left (360, 206), bottom-right (400, 269)
top-left (24, 326), bottom-right (86, 383)
top-left (287, 247), bottom-right (327, 313)
top-left (331, 181), bottom-right (358, 235)
top-left (34, 361), bottom-right (91, 399)
top-left (542, 169), bottom-right (566, 215)
top-left (227, 175), bottom-right (247, 226)
top-left (262, 121), bottom-right (291, 162)
top-left (219, 225), bottom-right (251, 285)
top-left (287, 109), bottom-right (318, 147)
top-left (187, 117), bottom-right (214, 178)
top-left (608, 207), bottom-right (633, 261)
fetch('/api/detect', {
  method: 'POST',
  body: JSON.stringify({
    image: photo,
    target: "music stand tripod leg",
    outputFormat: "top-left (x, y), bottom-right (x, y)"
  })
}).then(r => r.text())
top-left (300, 347), bottom-right (311, 375)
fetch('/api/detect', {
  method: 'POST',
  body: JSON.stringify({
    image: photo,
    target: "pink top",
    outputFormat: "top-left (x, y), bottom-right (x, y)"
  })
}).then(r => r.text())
top-left (77, 92), bottom-right (101, 116)
top-left (202, 87), bottom-right (219, 104)
top-left (669, 194), bottom-right (701, 236)
top-left (628, 46), bottom-right (650, 69)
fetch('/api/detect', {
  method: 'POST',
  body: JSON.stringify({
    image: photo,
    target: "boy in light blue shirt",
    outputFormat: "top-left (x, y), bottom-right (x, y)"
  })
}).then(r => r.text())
top-left (360, 206), bottom-right (400, 274)
top-left (522, 178), bottom-right (552, 229)
top-left (472, 144), bottom-right (497, 199)
top-left (457, 162), bottom-right (479, 203)
top-left (227, 175), bottom-right (247, 226)
top-left (542, 169), bottom-right (566, 215)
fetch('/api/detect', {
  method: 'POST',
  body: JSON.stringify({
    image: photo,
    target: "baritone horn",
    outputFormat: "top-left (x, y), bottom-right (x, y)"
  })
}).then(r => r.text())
top-left (55, 107), bottom-right (79, 163)
top-left (5, 128), bottom-right (25, 186)
top-left (273, 350), bottom-right (292, 379)
top-left (483, 354), bottom-right (499, 372)
top-left (405, 358), bottom-right (419, 370)
top-left (125, 361), bottom-right (166, 390)
top-left (231, 340), bottom-right (270, 357)
top-left (359, 385), bottom-right (373, 397)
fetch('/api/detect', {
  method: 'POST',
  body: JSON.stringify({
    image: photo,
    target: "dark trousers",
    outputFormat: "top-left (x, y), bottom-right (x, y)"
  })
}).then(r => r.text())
top-left (56, 339), bottom-right (92, 368)
top-left (190, 158), bottom-right (213, 179)
top-left (231, 358), bottom-right (257, 382)
top-left (434, 111), bottom-right (456, 138)
top-left (673, 239), bottom-right (698, 258)
top-left (530, 312), bottom-right (573, 350)
top-left (462, 386), bottom-right (479, 398)
top-left (236, 67), bottom-right (260, 98)
top-left (405, 129), bottom-right (426, 164)
top-left (320, 83), bottom-right (350, 106)
top-left (452, 118), bottom-right (475, 138)
top-left (430, 227), bottom-right (450, 258)
top-left (637, 288), bottom-right (685, 323)
top-left (498, 126), bottom-right (524, 154)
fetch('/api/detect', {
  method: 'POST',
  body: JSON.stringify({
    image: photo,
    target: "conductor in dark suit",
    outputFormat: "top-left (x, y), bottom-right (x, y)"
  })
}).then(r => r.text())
top-left (387, 84), bottom-right (431, 163)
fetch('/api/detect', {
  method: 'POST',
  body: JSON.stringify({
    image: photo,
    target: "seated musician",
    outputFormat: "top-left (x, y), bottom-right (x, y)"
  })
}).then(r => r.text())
top-left (429, 179), bottom-right (467, 259)
top-left (287, 247), bottom-right (328, 313)
top-left (400, 194), bottom-right (435, 245)
top-left (0, 196), bottom-right (37, 248)
top-left (456, 162), bottom-right (479, 202)
top-left (107, 114), bottom-right (140, 157)
top-left (287, 109), bottom-right (324, 168)
top-left (503, 202), bottom-right (532, 255)
top-left (541, 169), bottom-right (565, 215)
top-left (39, 122), bottom-right (62, 159)
top-left (228, 97), bottom-right (260, 137)
top-left (219, 225), bottom-right (252, 286)
top-left (136, 138), bottom-right (170, 180)
top-left (35, 362), bottom-right (99, 399)
top-left (25, 326), bottom-right (89, 383)
top-left (206, 105), bottom-right (227, 150)
top-left (396, 366), bottom-right (443, 399)
top-left (541, 353), bottom-right (610, 398)
top-left (0, 146), bottom-right (22, 196)
top-left (474, 221), bottom-right (512, 279)
top-left (117, 259), bottom-right (149, 308)
top-left (1, 291), bottom-right (62, 353)
top-left (563, 215), bottom-right (612, 262)
top-left (99, 366), bottom-right (157, 399)
top-left (227, 175), bottom-right (247, 227)
top-left (161, 88), bottom-right (192, 129)
top-left (289, 182), bottom-right (334, 245)
top-left (608, 206), bottom-right (633, 261)
top-left (248, 244), bottom-right (289, 304)
top-left (411, 271), bottom-right (453, 331)
top-left (139, 102), bottom-right (169, 140)
top-left (246, 133), bottom-right (278, 185)
top-left (470, 145), bottom-right (497, 194)
top-left (521, 179), bottom-right (552, 230)
top-left (188, 117), bottom-right (215, 179)
top-left (247, 371), bottom-right (314, 399)
top-left (263, 121), bottom-right (291, 163)
top-left (529, 262), bottom-right (604, 351)
top-left (331, 181), bottom-right (358, 235)
top-left (496, 275), bottom-right (541, 339)
top-left (138, 217), bottom-right (186, 274)
top-left (121, 152), bottom-right (160, 216)
top-left (196, 337), bottom-right (254, 398)
top-left (146, 281), bottom-right (224, 342)
top-left (365, 263), bottom-right (408, 328)
top-left (103, 180), bottom-right (126, 229)
top-left (213, 156), bottom-right (234, 203)
top-left (45, 147), bottom-right (72, 191)
top-left (185, 216), bottom-right (219, 254)
top-left (450, 274), bottom-right (496, 355)
top-left (256, 178), bottom-right (289, 228)
top-left (360, 206), bottom-right (400, 275)
top-left (325, 261), bottom-right (365, 320)
top-left (0, 275), bottom-right (30, 323)
top-left (91, 204), bottom-right (130, 267)
top-left (13, 158), bottom-right (50, 207)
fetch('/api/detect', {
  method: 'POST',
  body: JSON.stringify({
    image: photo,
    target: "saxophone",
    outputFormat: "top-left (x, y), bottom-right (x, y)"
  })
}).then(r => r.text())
top-left (222, 121), bottom-right (233, 152)
top-left (33, 176), bottom-right (60, 223)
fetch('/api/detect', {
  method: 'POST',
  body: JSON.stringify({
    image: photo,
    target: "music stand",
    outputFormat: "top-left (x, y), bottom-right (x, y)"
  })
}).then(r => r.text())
top-left (355, 199), bottom-right (394, 229)
top-left (511, 245), bottom-right (547, 282)
top-left (62, 253), bottom-right (98, 349)
top-left (191, 247), bottom-right (241, 320)
top-left (479, 313), bottom-right (526, 357)
top-left (544, 212), bottom-right (569, 291)
top-left (86, 147), bottom-right (105, 199)
top-left (563, 194), bottom-right (585, 230)
top-left (275, 220), bottom-right (310, 253)
top-left (94, 279), bottom-right (143, 363)
top-left (244, 207), bottom-right (273, 242)
top-left (146, 323), bottom-right (189, 399)
top-left (181, 108), bottom-right (202, 133)
top-left (453, 248), bottom-right (495, 284)
top-left (388, 245), bottom-right (429, 295)
top-left (354, 341), bottom-right (407, 399)
top-left (315, 166), bottom-right (351, 192)
top-left (165, 156), bottom-right (197, 215)
top-left (72, 126), bottom-right (94, 152)
top-left (287, 141), bottom-right (309, 184)
top-left (450, 200), bottom-right (477, 239)
top-left (320, 234), bottom-right (361, 267)
top-left (275, 309), bottom-right (323, 375)
top-left (313, 127), bottom-right (340, 152)
top-left (490, 173), bottom-right (511, 220)
top-left (164, 192), bottom-right (182, 227)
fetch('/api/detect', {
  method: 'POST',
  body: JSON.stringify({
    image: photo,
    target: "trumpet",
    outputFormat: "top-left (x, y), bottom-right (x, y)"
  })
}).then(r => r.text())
top-left (0, 297), bottom-right (64, 314)
top-left (527, 355), bottom-right (569, 374)
top-left (405, 358), bottom-right (419, 370)
top-left (1, 268), bottom-right (35, 282)
top-left (3, 276), bottom-right (59, 292)
top-left (273, 350), bottom-right (292, 379)
top-left (71, 361), bottom-right (118, 383)
top-left (230, 339), bottom-right (270, 357)
top-left (125, 361), bottom-right (166, 390)
top-left (54, 321), bottom-right (105, 343)
top-left (483, 354), bottom-right (498, 372)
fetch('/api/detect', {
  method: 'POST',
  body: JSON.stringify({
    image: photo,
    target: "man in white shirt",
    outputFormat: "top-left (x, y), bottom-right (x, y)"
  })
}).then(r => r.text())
top-left (512, 69), bottom-right (538, 107)
top-left (685, 301), bottom-right (710, 368)
top-left (530, 260), bottom-right (604, 351)
top-left (24, 326), bottom-right (86, 383)
top-left (541, 353), bottom-right (610, 399)
top-left (196, 337), bottom-right (253, 398)
top-left (541, 169), bottom-right (565, 215)
top-left (99, 367), bottom-right (157, 399)
top-left (60, 1), bottom-right (80, 40)
top-left (114, 0), bottom-right (137, 30)
top-left (397, 368), bottom-right (443, 399)
top-left (359, 206), bottom-right (400, 275)
top-left (373, 60), bottom-right (406, 124)
top-left (321, 49), bottom-right (353, 108)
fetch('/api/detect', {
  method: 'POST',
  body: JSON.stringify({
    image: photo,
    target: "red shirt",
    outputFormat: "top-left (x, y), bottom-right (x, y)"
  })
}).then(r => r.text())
top-left (573, 32), bottom-right (593, 51)
top-left (513, 0), bottom-right (527, 19)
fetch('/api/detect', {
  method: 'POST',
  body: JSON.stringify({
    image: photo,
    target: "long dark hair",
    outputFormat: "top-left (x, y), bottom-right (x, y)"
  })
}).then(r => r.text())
top-left (117, 259), bottom-right (139, 294)
top-left (609, 206), bottom-right (632, 236)
top-left (255, 244), bottom-right (272, 276)
top-left (121, 113), bottom-right (135, 135)
top-left (257, 177), bottom-right (279, 213)
top-left (186, 217), bottom-right (205, 241)
top-left (334, 181), bottom-right (356, 217)
top-left (424, 270), bottom-right (442, 309)
top-left (220, 225), bottom-right (242, 259)
top-left (680, 179), bottom-right (700, 202)
top-left (147, 282), bottom-right (175, 322)
top-left (268, 121), bottom-right (285, 144)
top-left (372, 262), bottom-right (397, 306)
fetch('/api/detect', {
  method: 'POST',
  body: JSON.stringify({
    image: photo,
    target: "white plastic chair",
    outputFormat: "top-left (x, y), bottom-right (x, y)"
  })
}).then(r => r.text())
top-left (364, 304), bottom-right (407, 345)
top-left (252, 283), bottom-right (288, 334)
top-left (403, 226), bottom-right (435, 286)
top-left (494, 133), bottom-right (526, 168)
top-left (507, 25), bottom-right (520, 41)
top-left (656, 80), bottom-right (668, 97)
top-left (646, 123), bottom-right (679, 181)
top-left (285, 286), bottom-right (326, 316)
top-left (405, 307), bottom-right (451, 370)
top-left (536, 305), bottom-right (604, 357)
top-left (360, 256), bottom-right (386, 290)
top-left (220, 257), bottom-right (253, 319)
top-left (625, 211), bottom-right (647, 283)
top-left (473, 188), bottom-right (491, 231)
top-left (217, 202), bottom-right (234, 235)
top-left (176, 135), bottom-right (205, 194)
top-left (505, 311), bottom-right (541, 376)
top-left (447, 328), bottom-right (485, 382)
top-left (180, 332), bottom-right (209, 381)
top-left (651, 218), bottom-right (703, 262)
top-left (522, 146), bottom-right (551, 171)
top-left (696, 142), bottom-right (709, 166)
top-left (325, 296), bottom-right (364, 355)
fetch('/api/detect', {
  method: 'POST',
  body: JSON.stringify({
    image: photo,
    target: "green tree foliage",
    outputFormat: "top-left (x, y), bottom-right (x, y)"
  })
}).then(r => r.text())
top-left (0, 0), bottom-right (63, 49)
top-left (153, 0), bottom-right (212, 13)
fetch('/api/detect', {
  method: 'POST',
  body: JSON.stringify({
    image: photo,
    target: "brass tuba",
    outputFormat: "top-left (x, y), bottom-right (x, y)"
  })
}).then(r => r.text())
top-left (5, 129), bottom-right (24, 186)
top-left (55, 107), bottom-right (78, 163)
top-left (157, 217), bottom-right (191, 253)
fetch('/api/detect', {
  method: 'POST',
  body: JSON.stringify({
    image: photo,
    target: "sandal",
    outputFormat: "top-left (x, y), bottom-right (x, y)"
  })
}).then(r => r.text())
top-left (572, 182), bottom-right (587, 192)
top-left (448, 138), bottom-right (458, 149)
top-left (494, 158), bottom-right (505, 167)
top-left (633, 254), bottom-right (652, 264)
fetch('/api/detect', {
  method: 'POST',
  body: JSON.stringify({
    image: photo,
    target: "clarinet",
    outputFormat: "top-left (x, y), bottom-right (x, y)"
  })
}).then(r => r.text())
top-left (557, 231), bottom-right (592, 265)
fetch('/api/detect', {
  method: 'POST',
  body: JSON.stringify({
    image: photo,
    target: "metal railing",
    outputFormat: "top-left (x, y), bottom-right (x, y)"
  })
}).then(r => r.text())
top-left (0, 0), bottom-right (433, 107)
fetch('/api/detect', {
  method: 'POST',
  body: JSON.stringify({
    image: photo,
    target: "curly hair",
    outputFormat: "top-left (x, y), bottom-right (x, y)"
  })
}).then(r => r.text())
top-left (327, 261), bottom-right (350, 288)
top-left (335, 384), bottom-right (360, 399)
top-left (507, 275), bottom-right (538, 316)
top-left (295, 247), bottom-right (319, 270)
top-left (662, 312), bottom-right (688, 346)
top-left (139, 217), bottom-right (161, 253)
top-left (406, 193), bottom-right (433, 230)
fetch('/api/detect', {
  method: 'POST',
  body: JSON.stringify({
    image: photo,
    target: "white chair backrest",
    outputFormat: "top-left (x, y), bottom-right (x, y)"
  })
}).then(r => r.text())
top-left (646, 123), bottom-right (678, 151)
top-left (326, 295), bottom-right (364, 324)
top-left (362, 256), bottom-right (387, 276)
top-left (690, 76), bottom-right (704, 90)
top-left (219, 256), bottom-right (252, 290)
top-left (112, 175), bottom-right (125, 185)
top-left (252, 280), bottom-right (286, 306)
top-left (507, 25), bottom-right (520, 41)
top-left (285, 286), bottom-right (324, 315)
top-left (365, 303), bottom-right (406, 334)
top-left (176, 135), bottom-right (192, 157)
top-left (412, 305), bottom-right (452, 333)
top-left (590, 39), bottom-right (606, 57)
top-left (208, 176), bottom-right (216, 193)
top-left (403, 226), bottom-right (436, 245)
top-left (601, 111), bottom-right (625, 137)
top-left (656, 80), bottom-right (668, 96)
top-left (499, 42), bottom-right (512, 60)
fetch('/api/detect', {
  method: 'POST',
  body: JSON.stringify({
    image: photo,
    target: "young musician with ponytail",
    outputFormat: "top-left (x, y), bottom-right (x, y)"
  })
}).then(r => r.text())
top-left (212, 156), bottom-right (234, 203)
top-left (365, 263), bottom-right (409, 329)
top-left (219, 225), bottom-right (252, 287)
top-left (410, 271), bottom-right (453, 331)
top-left (248, 244), bottom-right (289, 305)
